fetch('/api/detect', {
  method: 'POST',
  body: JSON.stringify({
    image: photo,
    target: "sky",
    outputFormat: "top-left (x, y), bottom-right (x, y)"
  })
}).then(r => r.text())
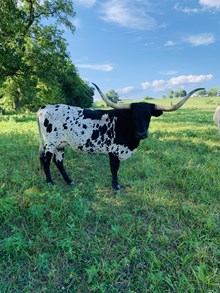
top-left (63, 0), bottom-right (220, 99)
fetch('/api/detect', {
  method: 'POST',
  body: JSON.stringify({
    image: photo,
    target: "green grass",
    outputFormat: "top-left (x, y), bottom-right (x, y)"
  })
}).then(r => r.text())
top-left (0, 98), bottom-right (220, 292)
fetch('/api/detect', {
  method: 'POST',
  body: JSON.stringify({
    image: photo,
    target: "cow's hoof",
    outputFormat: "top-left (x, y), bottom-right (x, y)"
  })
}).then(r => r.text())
top-left (47, 181), bottom-right (55, 189)
top-left (68, 181), bottom-right (75, 186)
top-left (113, 185), bottom-right (120, 194)
top-left (47, 181), bottom-right (55, 185)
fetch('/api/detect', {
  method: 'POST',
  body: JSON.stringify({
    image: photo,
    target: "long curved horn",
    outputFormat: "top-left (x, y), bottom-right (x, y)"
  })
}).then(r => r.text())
top-left (92, 83), bottom-right (131, 109)
top-left (155, 88), bottom-right (204, 111)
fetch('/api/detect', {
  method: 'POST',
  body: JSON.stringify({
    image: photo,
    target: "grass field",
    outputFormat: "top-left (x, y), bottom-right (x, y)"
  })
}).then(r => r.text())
top-left (0, 97), bottom-right (219, 292)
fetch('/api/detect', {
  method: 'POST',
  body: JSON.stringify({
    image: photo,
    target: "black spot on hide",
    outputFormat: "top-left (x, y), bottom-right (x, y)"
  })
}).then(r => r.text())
top-left (86, 139), bottom-right (93, 148)
top-left (63, 123), bottom-right (68, 130)
top-left (44, 118), bottom-right (49, 127)
top-left (106, 140), bottom-right (111, 146)
top-left (100, 125), bottom-right (107, 135)
top-left (47, 123), bottom-right (52, 133)
top-left (40, 105), bottom-right (46, 109)
top-left (107, 129), bottom-right (114, 139)
top-left (78, 146), bottom-right (83, 151)
top-left (92, 130), bottom-right (99, 140)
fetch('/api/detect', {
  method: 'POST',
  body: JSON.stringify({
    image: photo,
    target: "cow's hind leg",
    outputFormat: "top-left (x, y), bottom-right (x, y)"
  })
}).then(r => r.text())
top-left (109, 153), bottom-right (120, 192)
top-left (53, 148), bottom-right (73, 185)
top-left (40, 150), bottom-right (54, 184)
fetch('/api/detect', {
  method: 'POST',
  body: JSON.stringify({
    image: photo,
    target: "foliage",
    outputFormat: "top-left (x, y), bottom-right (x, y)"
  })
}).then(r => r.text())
top-left (106, 89), bottom-right (119, 103)
top-left (168, 89), bottom-right (189, 98)
top-left (60, 67), bottom-right (94, 108)
top-left (168, 90), bottom-right (174, 99)
top-left (144, 95), bottom-right (154, 100)
top-left (0, 97), bottom-right (219, 292)
top-left (0, 0), bottom-right (93, 111)
top-left (164, 88), bottom-right (219, 99)
top-left (197, 88), bottom-right (207, 96)
top-left (207, 87), bottom-right (219, 97)
top-left (175, 89), bottom-right (187, 97)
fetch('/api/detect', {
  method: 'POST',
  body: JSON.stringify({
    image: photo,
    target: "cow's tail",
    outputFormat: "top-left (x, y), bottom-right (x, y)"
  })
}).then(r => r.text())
top-left (37, 111), bottom-right (45, 170)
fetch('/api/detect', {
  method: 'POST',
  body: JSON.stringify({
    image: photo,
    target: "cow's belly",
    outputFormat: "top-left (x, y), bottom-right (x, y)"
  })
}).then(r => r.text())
top-left (62, 133), bottom-right (137, 160)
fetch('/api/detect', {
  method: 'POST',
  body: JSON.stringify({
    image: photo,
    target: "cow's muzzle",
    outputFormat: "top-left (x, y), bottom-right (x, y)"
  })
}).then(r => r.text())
top-left (136, 132), bottom-right (148, 139)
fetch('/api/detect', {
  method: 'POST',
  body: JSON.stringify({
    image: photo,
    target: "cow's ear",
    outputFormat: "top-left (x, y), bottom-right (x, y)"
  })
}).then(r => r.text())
top-left (152, 105), bottom-right (163, 117)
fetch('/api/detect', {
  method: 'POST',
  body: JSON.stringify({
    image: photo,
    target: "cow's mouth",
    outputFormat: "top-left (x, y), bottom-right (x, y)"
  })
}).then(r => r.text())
top-left (136, 132), bottom-right (148, 139)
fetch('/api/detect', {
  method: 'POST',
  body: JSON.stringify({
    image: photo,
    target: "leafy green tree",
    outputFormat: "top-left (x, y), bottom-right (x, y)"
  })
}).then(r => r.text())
top-left (207, 87), bottom-right (219, 97)
top-left (144, 95), bottom-right (154, 100)
top-left (0, 0), bottom-right (75, 81)
top-left (168, 90), bottom-right (174, 99)
top-left (106, 89), bottom-right (119, 103)
top-left (60, 65), bottom-right (94, 108)
top-left (197, 89), bottom-right (206, 96)
top-left (175, 89), bottom-right (187, 97)
top-left (0, 0), bottom-right (93, 111)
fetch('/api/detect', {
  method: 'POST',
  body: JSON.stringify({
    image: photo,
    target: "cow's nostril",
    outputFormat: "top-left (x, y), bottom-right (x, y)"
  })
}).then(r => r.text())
top-left (136, 132), bottom-right (147, 139)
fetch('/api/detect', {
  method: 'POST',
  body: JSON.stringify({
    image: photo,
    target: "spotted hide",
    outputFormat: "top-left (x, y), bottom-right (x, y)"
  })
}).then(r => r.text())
top-left (37, 103), bottom-right (163, 191)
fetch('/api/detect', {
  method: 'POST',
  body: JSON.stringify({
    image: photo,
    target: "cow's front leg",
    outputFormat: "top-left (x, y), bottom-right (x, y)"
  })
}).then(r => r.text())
top-left (53, 148), bottom-right (73, 185)
top-left (109, 153), bottom-right (120, 192)
top-left (40, 151), bottom-right (53, 184)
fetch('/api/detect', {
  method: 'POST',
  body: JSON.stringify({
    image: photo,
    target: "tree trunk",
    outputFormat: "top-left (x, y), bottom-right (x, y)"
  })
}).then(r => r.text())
top-left (13, 91), bottom-right (21, 111)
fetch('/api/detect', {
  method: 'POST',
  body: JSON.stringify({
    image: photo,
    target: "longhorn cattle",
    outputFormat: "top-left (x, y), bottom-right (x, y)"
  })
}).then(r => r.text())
top-left (37, 84), bottom-right (203, 192)
top-left (213, 106), bottom-right (220, 134)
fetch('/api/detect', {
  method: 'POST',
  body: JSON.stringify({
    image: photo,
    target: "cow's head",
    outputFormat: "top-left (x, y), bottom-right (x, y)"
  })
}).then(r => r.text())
top-left (130, 102), bottom-right (163, 139)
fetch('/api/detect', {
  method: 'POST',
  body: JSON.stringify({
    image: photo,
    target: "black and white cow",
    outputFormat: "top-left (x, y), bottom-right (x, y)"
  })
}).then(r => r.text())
top-left (37, 84), bottom-right (202, 191)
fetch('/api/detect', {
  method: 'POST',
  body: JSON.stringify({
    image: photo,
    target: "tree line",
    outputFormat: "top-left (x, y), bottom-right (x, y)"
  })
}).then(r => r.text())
top-left (164, 88), bottom-right (219, 99)
top-left (0, 0), bottom-right (94, 112)
top-left (143, 88), bottom-right (219, 100)
top-left (107, 87), bottom-right (220, 103)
